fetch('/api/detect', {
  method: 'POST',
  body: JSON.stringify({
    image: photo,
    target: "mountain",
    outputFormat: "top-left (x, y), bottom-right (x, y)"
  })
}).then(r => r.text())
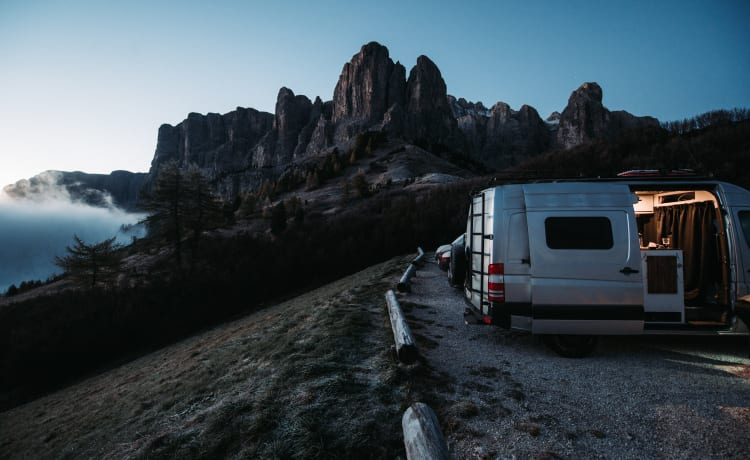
top-left (5, 42), bottom-right (664, 206)
top-left (146, 42), bottom-right (659, 200)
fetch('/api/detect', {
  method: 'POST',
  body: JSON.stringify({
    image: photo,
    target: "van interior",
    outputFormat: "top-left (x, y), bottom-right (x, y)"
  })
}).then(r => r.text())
top-left (632, 186), bottom-right (730, 327)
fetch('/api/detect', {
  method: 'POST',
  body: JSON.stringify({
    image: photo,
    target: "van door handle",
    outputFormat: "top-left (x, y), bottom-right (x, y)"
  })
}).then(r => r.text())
top-left (620, 267), bottom-right (640, 275)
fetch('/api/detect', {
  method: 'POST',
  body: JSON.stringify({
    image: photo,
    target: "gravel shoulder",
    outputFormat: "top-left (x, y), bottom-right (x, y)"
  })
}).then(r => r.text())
top-left (400, 255), bottom-right (750, 459)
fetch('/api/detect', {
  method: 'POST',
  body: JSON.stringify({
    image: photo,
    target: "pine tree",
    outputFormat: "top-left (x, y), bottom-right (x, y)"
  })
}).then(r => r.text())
top-left (54, 235), bottom-right (123, 288)
top-left (142, 161), bottom-right (223, 266)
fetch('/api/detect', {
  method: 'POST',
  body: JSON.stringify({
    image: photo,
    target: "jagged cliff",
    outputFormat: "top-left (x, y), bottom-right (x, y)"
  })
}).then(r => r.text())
top-left (6, 42), bottom-right (662, 206)
top-left (555, 82), bottom-right (660, 149)
top-left (148, 42), bottom-right (660, 199)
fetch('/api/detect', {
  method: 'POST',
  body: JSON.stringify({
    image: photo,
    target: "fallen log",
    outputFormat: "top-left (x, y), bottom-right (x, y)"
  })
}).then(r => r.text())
top-left (397, 263), bottom-right (417, 293)
top-left (402, 402), bottom-right (449, 460)
top-left (385, 290), bottom-right (417, 364)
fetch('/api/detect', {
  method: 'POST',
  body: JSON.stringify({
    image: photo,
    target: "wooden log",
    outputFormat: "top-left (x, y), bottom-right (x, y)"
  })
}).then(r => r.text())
top-left (402, 402), bottom-right (450, 460)
top-left (412, 247), bottom-right (426, 266)
top-left (397, 263), bottom-right (417, 293)
top-left (385, 290), bottom-right (418, 364)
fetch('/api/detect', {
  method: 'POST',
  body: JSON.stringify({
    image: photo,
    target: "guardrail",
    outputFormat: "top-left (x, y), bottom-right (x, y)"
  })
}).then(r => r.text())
top-left (397, 247), bottom-right (424, 293)
top-left (387, 248), bottom-right (450, 457)
top-left (402, 402), bottom-right (450, 460)
top-left (385, 290), bottom-right (417, 364)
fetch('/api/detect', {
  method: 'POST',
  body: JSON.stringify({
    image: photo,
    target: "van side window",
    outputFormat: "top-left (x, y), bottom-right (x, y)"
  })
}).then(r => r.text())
top-left (545, 217), bottom-right (614, 250)
top-left (739, 211), bottom-right (750, 247)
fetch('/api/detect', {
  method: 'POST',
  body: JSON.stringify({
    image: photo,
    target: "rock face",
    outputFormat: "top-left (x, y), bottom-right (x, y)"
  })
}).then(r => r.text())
top-left (152, 107), bottom-right (274, 178)
top-left (142, 43), bottom-right (663, 202)
top-left (6, 43), bottom-right (668, 209)
top-left (450, 82), bottom-right (660, 169)
top-left (555, 82), bottom-right (659, 149)
top-left (404, 55), bottom-right (459, 148)
top-left (451, 97), bottom-right (550, 169)
top-left (331, 42), bottom-right (406, 143)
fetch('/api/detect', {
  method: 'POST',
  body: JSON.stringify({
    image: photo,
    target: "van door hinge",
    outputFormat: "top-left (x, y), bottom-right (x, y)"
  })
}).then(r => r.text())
top-left (484, 235), bottom-right (494, 240)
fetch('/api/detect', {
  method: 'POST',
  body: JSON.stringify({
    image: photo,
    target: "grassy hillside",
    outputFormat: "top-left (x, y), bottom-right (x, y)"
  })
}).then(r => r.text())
top-left (0, 256), bottom-right (444, 458)
top-left (0, 176), bottom-right (479, 411)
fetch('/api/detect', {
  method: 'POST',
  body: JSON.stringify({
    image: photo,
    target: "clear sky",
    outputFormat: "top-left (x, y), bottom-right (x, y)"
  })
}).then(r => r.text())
top-left (1, 0), bottom-right (749, 187)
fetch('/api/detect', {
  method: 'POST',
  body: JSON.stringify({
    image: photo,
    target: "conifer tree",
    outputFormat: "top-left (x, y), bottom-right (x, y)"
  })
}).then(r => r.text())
top-left (142, 161), bottom-right (222, 266)
top-left (54, 235), bottom-right (122, 288)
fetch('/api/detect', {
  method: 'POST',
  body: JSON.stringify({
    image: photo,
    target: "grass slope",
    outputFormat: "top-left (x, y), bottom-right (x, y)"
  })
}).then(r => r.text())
top-left (0, 255), bottom-right (435, 459)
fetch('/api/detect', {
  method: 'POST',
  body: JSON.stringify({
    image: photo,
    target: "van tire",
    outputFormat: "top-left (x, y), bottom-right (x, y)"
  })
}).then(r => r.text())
top-left (543, 335), bottom-right (598, 358)
top-left (449, 242), bottom-right (466, 287)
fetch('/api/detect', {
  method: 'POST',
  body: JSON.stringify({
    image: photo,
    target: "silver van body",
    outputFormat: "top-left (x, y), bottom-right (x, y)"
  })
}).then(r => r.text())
top-left (464, 178), bottom-right (750, 336)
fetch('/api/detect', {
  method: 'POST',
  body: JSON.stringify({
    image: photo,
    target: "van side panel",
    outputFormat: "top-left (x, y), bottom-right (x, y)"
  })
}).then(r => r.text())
top-left (522, 183), bottom-right (644, 335)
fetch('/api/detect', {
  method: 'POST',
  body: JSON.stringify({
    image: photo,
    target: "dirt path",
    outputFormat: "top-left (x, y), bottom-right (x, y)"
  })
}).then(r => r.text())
top-left (400, 255), bottom-right (750, 459)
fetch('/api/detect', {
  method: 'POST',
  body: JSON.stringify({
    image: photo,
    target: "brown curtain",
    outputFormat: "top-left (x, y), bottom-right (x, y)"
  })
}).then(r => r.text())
top-left (653, 201), bottom-right (718, 301)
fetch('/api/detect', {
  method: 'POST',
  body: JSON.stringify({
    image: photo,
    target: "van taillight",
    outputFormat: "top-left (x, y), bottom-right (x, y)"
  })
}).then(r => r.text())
top-left (488, 263), bottom-right (505, 302)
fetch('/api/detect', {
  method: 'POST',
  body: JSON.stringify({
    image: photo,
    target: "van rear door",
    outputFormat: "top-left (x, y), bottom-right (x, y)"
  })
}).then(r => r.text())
top-left (522, 183), bottom-right (644, 334)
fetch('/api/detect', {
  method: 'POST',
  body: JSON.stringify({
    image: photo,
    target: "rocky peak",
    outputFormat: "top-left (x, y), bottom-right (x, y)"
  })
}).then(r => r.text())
top-left (448, 95), bottom-right (490, 118)
top-left (404, 55), bottom-right (458, 146)
top-left (555, 81), bottom-right (658, 149)
top-left (332, 42), bottom-right (404, 129)
top-left (573, 82), bottom-right (603, 103)
top-left (406, 56), bottom-right (447, 113)
top-left (273, 87), bottom-right (313, 164)
top-left (489, 102), bottom-right (514, 122)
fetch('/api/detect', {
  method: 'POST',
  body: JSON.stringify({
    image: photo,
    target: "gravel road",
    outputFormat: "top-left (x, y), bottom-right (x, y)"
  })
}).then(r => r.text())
top-left (398, 255), bottom-right (750, 459)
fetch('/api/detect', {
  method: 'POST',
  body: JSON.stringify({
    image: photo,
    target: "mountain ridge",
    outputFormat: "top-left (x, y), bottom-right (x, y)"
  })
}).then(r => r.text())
top-left (4, 41), bottom-right (661, 207)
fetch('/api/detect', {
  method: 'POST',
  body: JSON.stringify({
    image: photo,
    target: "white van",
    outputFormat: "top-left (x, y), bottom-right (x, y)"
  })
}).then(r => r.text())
top-left (462, 174), bottom-right (750, 356)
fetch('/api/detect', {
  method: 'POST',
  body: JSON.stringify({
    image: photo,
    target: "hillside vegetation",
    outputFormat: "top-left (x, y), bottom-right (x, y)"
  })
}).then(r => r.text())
top-left (0, 256), bottom-right (447, 458)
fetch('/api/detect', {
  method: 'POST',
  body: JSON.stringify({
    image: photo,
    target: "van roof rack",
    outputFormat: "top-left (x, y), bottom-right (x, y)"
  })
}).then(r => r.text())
top-left (616, 169), bottom-right (698, 177)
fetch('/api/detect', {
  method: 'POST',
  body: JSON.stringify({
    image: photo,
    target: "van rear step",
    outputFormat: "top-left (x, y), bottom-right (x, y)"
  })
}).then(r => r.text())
top-left (644, 312), bottom-right (682, 323)
top-left (644, 322), bottom-right (734, 335)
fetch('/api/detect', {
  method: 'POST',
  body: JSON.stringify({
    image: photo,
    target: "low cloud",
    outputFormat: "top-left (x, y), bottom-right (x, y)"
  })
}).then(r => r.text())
top-left (0, 177), bottom-right (145, 293)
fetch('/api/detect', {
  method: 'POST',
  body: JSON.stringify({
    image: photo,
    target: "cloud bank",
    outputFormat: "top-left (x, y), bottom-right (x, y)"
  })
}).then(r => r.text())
top-left (0, 174), bottom-right (145, 293)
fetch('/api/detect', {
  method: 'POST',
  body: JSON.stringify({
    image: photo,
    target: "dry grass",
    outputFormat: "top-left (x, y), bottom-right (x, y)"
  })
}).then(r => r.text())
top-left (0, 255), bottom-right (435, 459)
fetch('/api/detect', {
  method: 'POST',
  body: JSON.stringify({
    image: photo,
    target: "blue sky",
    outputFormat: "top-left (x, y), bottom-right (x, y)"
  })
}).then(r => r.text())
top-left (1, 0), bottom-right (749, 187)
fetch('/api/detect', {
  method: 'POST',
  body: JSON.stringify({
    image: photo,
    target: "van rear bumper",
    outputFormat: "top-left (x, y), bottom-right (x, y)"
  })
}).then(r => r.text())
top-left (486, 303), bottom-right (644, 334)
top-left (531, 304), bottom-right (644, 335)
top-left (533, 304), bottom-right (643, 321)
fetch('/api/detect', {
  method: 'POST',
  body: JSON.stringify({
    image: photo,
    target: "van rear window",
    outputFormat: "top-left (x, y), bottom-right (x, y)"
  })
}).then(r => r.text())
top-left (545, 217), bottom-right (614, 250)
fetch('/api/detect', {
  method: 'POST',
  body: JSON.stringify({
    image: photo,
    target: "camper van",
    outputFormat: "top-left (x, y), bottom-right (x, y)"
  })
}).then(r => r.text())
top-left (462, 174), bottom-right (750, 356)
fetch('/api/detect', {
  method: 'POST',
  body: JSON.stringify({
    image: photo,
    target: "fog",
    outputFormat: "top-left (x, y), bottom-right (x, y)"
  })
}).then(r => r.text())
top-left (0, 182), bottom-right (145, 293)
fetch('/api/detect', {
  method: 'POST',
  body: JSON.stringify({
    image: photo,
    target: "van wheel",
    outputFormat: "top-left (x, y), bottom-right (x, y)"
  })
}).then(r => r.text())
top-left (449, 242), bottom-right (466, 287)
top-left (543, 335), bottom-right (598, 358)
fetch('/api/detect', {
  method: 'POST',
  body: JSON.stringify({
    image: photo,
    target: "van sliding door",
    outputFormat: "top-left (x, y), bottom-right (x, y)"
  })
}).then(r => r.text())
top-left (522, 183), bottom-right (644, 335)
